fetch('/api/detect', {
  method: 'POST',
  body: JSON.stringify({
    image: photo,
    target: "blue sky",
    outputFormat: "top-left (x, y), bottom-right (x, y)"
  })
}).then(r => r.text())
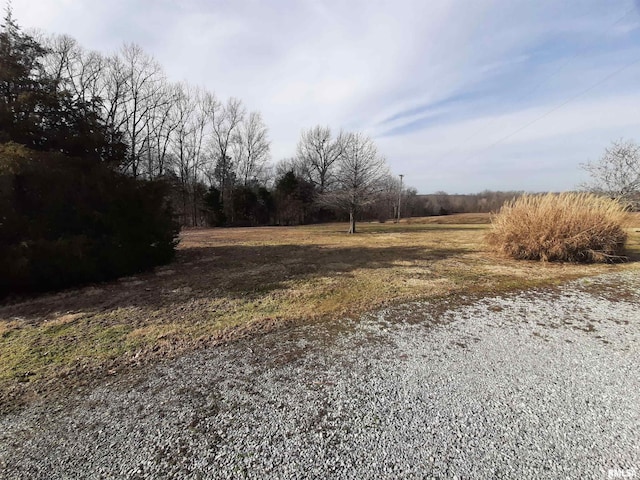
top-left (11, 0), bottom-right (640, 193)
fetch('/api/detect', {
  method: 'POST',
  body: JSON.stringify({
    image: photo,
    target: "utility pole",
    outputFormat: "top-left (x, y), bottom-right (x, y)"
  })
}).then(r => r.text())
top-left (397, 174), bottom-right (404, 223)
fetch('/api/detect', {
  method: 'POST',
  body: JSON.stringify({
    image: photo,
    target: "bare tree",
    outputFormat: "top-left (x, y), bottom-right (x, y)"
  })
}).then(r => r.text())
top-left (41, 33), bottom-right (78, 88)
top-left (208, 96), bottom-right (245, 196)
top-left (296, 125), bottom-right (341, 193)
top-left (102, 53), bottom-right (129, 151)
top-left (72, 50), bottom-right (107, 104)
top-left (377, 173), bottom-right (402, 221)
top-left (274, 157), bottom-right (305, 179)
top-left (40, 33), bottom-right (126, 165)
top-left (581, 139), bottom-right (640, 207)
top-left (42, 34), bottom-right (107, 105)
top-left (321, 132), bottom-right (389, 233)
top-left (140, 80), bottom-right (180, 178)
top-left (118, 43), bottom-right (167, 178)
top-left (234, 111), bottom-right (270, 186)
top-left (167, 84), bottom-right (211, 225)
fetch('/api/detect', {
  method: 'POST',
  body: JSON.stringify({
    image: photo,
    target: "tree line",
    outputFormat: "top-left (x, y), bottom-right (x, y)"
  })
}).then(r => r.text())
top-left (0, 7), bottom-right (410, 293)
top-left (37, 33), bottom-right (272, 227)
top-left (27, 23), bottom-right (410, 231)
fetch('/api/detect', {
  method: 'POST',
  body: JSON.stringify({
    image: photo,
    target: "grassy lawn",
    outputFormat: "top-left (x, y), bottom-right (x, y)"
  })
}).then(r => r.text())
top-left (1, 213), bottom-right (639, 410)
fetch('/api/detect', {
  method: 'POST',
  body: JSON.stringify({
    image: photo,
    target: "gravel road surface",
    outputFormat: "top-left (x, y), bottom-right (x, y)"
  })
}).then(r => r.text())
top-left (1, 272), bottom-right (639, 479)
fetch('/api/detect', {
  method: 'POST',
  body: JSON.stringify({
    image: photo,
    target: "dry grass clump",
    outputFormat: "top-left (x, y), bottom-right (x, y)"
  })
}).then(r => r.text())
top-left (487, 193), bottom-right (629, 262)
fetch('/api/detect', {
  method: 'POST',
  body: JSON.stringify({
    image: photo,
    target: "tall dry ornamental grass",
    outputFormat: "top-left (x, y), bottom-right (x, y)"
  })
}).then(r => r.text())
top-left (487, 193), bottom-right (629, 263)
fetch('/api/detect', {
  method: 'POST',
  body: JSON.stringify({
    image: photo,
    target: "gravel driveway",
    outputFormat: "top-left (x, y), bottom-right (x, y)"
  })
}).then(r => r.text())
top-left (1, 272), bottom-right (639, 479)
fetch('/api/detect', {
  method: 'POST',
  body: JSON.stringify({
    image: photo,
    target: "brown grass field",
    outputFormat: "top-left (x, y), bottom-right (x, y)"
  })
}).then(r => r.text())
top-left (1, 212), bottom-right (639, 411)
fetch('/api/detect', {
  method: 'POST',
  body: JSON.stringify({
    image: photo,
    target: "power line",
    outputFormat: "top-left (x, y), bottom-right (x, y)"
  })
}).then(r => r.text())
top-left (514, 6), bottom-right (635, 102)
top-left (473, 53), bottom-right (640, 156)
top-left (436, 5), bottom-right (637, 160)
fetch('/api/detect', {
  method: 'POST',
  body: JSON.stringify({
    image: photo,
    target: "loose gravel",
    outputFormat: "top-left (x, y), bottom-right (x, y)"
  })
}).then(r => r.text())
top-left (1, 272), bottom-right (639, 479)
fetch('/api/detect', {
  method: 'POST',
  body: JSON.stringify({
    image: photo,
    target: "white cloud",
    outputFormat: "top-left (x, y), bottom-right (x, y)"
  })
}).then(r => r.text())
top-left (377, 90), bottom-right (640, 193)
top-left (10, 0), bottom-right (640, 192)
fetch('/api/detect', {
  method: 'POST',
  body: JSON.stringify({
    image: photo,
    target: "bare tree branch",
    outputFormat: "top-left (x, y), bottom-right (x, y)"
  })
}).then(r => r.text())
top-left (295, 125), bottom-right (341, 193)
top-left (581, 139), bottom-right (640, 208)
top-left (319, 132), bottom-right (389, 233)
top-left (234, 111), bottom-right (270, 186)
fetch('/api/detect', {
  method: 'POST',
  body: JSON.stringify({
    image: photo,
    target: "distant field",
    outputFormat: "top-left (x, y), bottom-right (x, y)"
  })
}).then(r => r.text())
top-left (407, 213), bottom-right (492, 224)
top-left (1, 215), bottom-right (639, 411)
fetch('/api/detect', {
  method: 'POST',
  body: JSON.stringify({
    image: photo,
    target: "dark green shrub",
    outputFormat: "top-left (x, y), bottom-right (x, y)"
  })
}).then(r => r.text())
top-left (0, 144), bottom-right (180, 295)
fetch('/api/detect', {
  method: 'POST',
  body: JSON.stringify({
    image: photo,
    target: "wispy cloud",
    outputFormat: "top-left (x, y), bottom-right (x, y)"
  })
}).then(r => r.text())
top-left (11, 0), bottom-right (640, 192)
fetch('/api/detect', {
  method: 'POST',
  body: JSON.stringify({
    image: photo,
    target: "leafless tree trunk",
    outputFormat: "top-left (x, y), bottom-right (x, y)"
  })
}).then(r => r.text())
top-left (206, 96), bottom-right (245, 222)
top-left (234, 111), bottom-right (270, 186)
top-left (41, 34), bottom-right (78, 89)
top-left (141, 81), bottom-right (179, 178)
top-left (101, 53), bottom-right (131, 168)
top-left (186, 89), bottom-right (210, 225)
top-left (118, 43), bottom-right (166, 178)
top-left (375, 174), bottom-right (402, 222)
top-left (168, 84), bottom-right (199, 225)
top-left (320, 132), bottom-right (389, 233)
top-left (210, 97), bottom-right (245, 191)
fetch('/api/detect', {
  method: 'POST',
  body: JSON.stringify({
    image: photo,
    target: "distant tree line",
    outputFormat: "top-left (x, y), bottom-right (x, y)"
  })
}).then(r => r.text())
top-left (406, 191), bottom-right (526, 217)
top-left (36, 32), bottom-right (271, 227)
top-left (30, 20), bottom-right (410, 230)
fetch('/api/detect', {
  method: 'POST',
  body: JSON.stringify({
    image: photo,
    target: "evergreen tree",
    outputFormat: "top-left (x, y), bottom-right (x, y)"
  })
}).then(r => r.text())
top-left (0, 6), bottom-right (125, 164)
top-left (0, 9), bottom-right (178, 295)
